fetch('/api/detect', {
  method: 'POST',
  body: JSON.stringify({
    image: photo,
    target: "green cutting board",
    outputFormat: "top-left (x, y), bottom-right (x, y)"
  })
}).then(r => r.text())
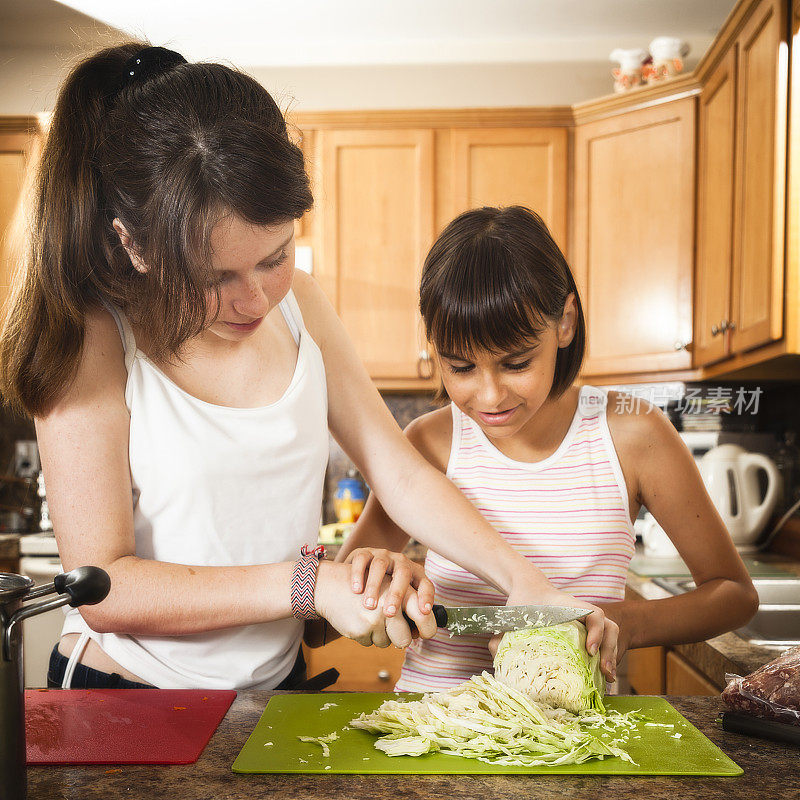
top-left (629, 554), bottom-right (792, 578)
top-left (232, 694), bottom-right (742, 776)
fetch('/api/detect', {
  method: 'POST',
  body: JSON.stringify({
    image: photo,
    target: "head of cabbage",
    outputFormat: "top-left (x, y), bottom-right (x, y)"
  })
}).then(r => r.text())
top-left (493, 621), bottom-right (605, 714)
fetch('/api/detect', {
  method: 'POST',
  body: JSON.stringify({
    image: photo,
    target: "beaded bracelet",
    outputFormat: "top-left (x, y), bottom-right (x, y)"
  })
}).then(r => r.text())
top-left (290, 544), bottom-right (326, 620)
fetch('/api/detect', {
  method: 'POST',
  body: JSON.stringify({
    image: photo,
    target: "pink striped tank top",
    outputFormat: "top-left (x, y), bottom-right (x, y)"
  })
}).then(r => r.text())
top-left (396, 385), bottom-right (636, 692)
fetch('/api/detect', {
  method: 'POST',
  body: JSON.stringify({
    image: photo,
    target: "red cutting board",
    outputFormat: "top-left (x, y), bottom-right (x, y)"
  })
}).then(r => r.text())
top-left (25, 688), bottom-right (236, 765)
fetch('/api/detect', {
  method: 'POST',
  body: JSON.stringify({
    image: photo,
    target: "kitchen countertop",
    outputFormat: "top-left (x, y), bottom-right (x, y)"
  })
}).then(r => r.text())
top-left (26, 691), bottom-right (800, 799)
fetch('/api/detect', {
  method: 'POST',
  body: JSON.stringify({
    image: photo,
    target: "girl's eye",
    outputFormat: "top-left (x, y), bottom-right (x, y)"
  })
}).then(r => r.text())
top-left (448, 363), bottom-right (475, 375)
top-left (261, 249), bottom-right (288, 270)
top-left (206, 274), bottom-right (231, 289)
top-left (505, 359), bottom-right (532, 371)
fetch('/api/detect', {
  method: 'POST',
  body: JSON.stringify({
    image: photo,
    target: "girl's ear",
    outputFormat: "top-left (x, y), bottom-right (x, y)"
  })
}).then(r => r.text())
top-left (557, 293), bottom-right (577, 348)
top-left (112, 218), bottom-right (148, 274)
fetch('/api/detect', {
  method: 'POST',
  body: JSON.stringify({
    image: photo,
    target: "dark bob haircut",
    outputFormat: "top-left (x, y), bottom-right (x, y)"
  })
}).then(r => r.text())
top-left (419, 205), bottom-right (585, 399)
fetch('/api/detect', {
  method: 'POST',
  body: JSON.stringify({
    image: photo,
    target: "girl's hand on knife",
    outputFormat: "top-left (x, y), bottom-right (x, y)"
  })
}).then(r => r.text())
top-left (344, 547), bottom-right (435, 620)
top-left (504, 584), bottom-right (619, 683)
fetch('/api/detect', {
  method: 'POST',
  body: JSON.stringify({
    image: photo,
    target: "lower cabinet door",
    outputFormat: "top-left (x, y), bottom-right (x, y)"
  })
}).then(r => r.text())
top-left (626, 645), bottom-right (666, 695)
top-left (303, 639), bottom-right (407, 692)
top-left (665, 650), bottom-right (719, 696)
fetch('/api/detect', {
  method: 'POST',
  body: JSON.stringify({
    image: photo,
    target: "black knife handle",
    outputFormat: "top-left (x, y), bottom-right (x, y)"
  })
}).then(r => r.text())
top-left (720, 711), bottom-right (800, 746)
top-left (432, 604), bottom-right (447, 628)
top-left (402, 605), bottom-right (448, 629)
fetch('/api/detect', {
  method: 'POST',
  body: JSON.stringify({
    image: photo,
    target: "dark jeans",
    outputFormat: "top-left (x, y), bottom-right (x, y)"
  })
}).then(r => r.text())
top-left (47, 644), bottom-right (307, 690)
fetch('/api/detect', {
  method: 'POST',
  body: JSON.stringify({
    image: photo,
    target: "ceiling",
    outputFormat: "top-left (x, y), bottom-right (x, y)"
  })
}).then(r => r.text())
top-left (40, 0), bottom-right (736, 67)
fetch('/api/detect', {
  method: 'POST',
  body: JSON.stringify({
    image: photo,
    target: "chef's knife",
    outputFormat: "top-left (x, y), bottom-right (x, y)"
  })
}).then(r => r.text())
top-left (430, 604), bottom-right (590, 636)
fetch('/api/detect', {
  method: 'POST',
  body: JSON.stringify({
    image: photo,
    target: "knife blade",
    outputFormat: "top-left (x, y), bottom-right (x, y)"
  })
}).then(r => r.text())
top-left (431, 604), bottom-right (590, 636)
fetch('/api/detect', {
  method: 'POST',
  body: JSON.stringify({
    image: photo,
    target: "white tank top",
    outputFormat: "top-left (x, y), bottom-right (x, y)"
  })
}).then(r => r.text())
top-left (61, 290), bottom-right (329, 689)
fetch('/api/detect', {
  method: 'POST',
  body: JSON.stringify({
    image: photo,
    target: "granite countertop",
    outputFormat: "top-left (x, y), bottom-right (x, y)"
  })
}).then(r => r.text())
top-left (26, 691), bottom-right (800, 800)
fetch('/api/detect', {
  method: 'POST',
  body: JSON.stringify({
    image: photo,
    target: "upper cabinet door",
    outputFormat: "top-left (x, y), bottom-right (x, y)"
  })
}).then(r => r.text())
top-left (0, 129), bottom-right (38, 313)
top-left (315, 129), bottom-right (435, 380)
top-left (573, 99), bottom-right (695, 376)
top-left (730, 0), bottom-right (788, 353)
top-left (694, 46), bottom-right (737, 367)
top-left (450, 128), bottom-right (568, 255)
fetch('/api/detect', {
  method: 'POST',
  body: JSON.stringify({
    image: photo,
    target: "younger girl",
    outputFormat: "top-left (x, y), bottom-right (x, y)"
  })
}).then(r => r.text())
top-left (340, 205), bottom-right (758, 691)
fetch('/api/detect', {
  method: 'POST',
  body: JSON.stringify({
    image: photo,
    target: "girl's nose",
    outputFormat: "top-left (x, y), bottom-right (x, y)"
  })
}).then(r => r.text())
top-left (476, 372), bottom-right (506, 408)
top-left (232, 278), bottom-right (270, 318)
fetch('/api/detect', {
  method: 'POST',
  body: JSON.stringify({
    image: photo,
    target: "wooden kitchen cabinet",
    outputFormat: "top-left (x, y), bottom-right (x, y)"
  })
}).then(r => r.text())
top-left (626, 645), bottom-right (666, 695)
top-left (573, 98), bottom-right (695, 376)
top-left (313, 128), bottom-right (436, 385)
top-left (290, 126), bottom-right (315, 244)
top-left (665, 650), bottom-right (719, 696)
top-left (450, 128), bottom-right (568, 255)
top-left (694, 0), bottom-right (788, 367)
top-left (303, 638), bottom-right (406, 692)
top-left (284, 0), bottom-right (793, 387)
top-left (731, 0), bottom-right (787, 355)
top-left (695, 47), bottom-right (738, 367)
top-left (627, 646), bottom-right (721, 696)
top-left (0, 119), bottom-right (39, 317)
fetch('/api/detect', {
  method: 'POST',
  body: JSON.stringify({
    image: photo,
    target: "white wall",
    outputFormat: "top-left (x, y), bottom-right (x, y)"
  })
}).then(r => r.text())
top-left (254, 58), bottom-right (702, 112)
top-left (1, 51), bottom-right (706, 116)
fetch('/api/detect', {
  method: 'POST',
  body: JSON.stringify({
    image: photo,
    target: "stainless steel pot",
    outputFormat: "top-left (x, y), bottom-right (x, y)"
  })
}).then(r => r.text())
top-left (0, 566), bottom-right (110, 800)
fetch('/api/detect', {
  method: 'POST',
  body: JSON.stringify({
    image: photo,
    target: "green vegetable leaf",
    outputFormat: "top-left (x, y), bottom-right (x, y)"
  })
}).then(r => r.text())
top-left (494, 621), bottom-right (605, 713)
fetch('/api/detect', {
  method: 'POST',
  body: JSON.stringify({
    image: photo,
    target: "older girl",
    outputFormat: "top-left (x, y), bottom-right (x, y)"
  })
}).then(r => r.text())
top-left (0, 46), bottom-right (612, 690)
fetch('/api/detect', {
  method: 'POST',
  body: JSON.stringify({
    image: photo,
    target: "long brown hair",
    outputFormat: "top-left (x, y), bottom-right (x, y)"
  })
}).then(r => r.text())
top-left (420, 205), bottom-right (585, 400)
top-left (0, 42), bottom-right (312, 417)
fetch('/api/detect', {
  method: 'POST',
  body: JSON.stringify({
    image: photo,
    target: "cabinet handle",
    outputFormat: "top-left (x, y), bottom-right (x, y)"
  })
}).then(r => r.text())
top-left (719, 319), bottom-right (736, 333)
top-left (711, 324), bottom-right (720, 336)
top-left (377, 669), bottom-right (391, 681)
top-left (417, 349), bottom-right (433, 379)
top-left (673, 340), bottom-right (691, 352)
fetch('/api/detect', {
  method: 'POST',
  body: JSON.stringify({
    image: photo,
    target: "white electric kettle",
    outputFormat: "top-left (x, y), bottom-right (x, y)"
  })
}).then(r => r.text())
top-left (698, 444), bottom-right (780, 552)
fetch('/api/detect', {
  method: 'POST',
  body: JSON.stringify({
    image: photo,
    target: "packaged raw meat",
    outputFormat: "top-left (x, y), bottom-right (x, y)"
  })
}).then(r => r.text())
top-left (722, 644), bottom-right (800, 725)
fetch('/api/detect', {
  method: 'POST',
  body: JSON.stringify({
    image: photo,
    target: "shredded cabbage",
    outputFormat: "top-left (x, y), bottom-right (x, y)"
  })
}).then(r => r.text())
top-left (350, 672), bottom-right (637, 767)
top-left (298, 731), bottom-right (339, 758)
top-left (494, 621), bottom-right (605, 713)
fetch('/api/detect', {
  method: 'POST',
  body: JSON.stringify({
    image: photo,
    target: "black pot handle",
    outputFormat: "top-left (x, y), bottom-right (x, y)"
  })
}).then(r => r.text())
top-left (54, 566), bottom-right (111, 607)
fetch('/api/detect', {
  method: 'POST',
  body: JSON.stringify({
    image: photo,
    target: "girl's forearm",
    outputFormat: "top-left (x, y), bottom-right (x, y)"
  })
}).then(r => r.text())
top-left (600, 578), bottom-right (758, 651)
top-left (372, 460), bottom-right (552, 597)
top-left (74, 555), bottom-right (296, 636)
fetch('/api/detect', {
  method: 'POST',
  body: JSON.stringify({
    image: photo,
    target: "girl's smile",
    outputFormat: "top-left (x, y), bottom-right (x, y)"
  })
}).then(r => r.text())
top-left (476, 405), bottom-right (521, 426)
top-left (223, 317), bottom-right (264, 334)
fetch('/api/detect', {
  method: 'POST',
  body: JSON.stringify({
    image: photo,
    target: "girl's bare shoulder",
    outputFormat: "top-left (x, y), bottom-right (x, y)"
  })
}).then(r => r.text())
top-left (57, 307), bottom-right (128, 409)
top-left (605, 389), bottom-right (686, 467)
top-left (403, 406), bottom-right (453, 473)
